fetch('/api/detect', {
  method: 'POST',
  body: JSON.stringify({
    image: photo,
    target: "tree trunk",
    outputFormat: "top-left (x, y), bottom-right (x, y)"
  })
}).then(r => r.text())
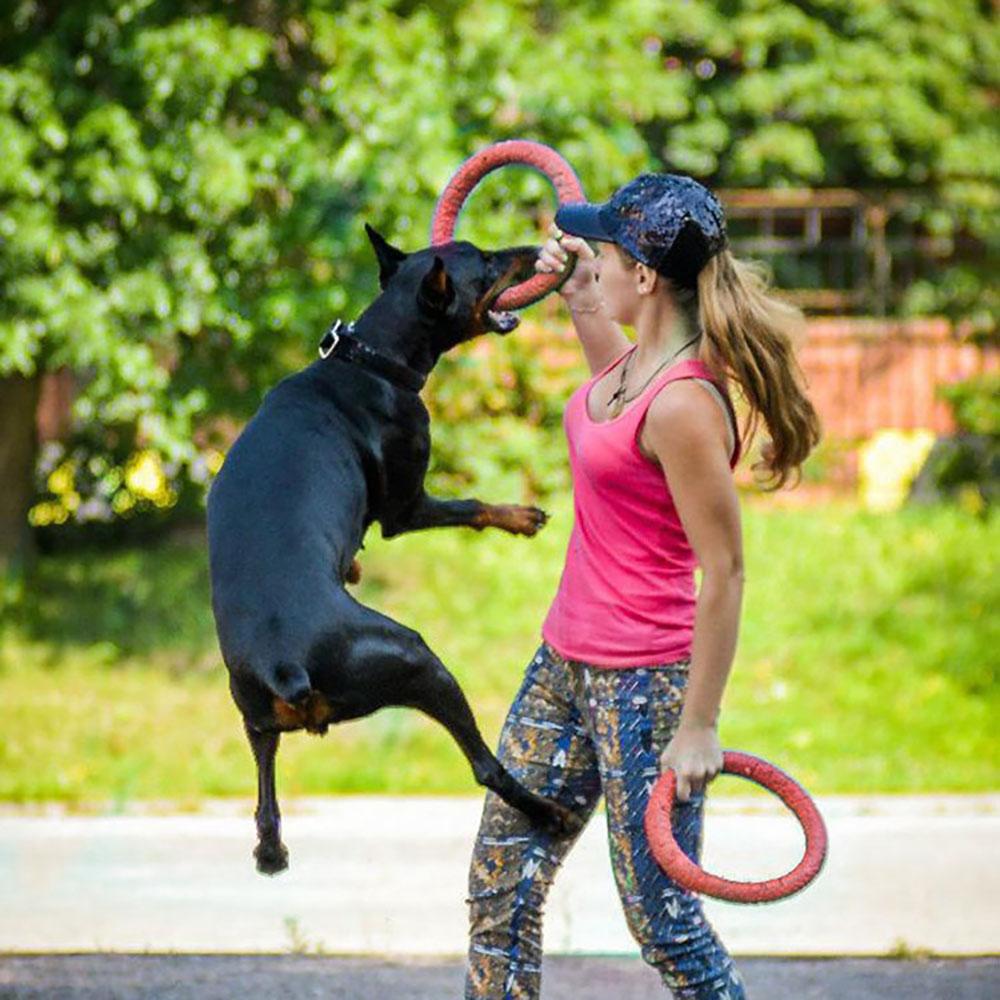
top-left (0, 372), bottom-right (41, 581)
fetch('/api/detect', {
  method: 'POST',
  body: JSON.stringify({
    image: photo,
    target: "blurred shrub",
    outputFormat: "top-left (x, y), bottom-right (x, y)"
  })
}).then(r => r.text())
top-left (3, 0), bottom-right (997, 545)
top-left (938, 371), bottom-right (1000, 438)
top-left (424, 319), bottom-right (585, 502)
top-left (907, 372), bottom-right (1000, 514)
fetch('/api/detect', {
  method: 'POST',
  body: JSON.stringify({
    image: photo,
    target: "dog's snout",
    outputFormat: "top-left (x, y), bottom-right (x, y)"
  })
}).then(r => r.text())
top-left (515, 247), bottom-right (542, 280)
top-left (489, 245), bottom-right (541, 286)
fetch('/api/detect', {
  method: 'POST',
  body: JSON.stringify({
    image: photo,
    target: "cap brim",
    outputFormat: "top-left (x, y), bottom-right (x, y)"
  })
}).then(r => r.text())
top-left (554, 202), bottom-right (615, 243)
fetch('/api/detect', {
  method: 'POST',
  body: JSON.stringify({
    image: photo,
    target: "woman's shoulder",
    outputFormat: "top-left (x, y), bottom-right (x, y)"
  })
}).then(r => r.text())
top-left (645, 377), bottom-right (721, 424)
top-left (643, 376), bottom-right (737, 463)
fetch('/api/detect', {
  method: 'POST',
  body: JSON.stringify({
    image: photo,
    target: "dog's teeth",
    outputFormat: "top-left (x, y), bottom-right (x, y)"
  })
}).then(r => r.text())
top-left (487, 309), bottom-right (520, 332)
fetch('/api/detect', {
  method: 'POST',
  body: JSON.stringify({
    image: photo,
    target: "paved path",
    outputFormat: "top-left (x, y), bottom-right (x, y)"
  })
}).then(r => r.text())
top-left (1, 955), bottom-right (998, 999)
top-left (2, 795), bottom-right (998, 956)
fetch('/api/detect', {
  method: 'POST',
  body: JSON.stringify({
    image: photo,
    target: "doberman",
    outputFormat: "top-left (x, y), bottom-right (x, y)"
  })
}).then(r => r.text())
top-left (207, 224), bottom-right (579, 874)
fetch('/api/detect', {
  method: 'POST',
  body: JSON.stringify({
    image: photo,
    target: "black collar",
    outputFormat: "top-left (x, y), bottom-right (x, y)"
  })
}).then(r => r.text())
top-left (318, 319), bottom-right (426, 393)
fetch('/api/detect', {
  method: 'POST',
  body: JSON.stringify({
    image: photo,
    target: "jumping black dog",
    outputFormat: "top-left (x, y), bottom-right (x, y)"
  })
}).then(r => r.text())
top-left (207, 224), bottom-right (578, 874)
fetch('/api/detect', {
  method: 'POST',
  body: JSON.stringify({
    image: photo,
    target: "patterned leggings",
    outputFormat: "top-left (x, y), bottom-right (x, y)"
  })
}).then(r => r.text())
top-left (465, 641), bottom-right (747, 1000)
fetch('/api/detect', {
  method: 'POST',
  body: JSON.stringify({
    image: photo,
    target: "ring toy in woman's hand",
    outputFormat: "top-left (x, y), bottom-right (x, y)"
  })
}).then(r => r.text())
top-left (430, 139), bottom-right (585, 311)
top-left (644, 750), bottom-right (828, 904)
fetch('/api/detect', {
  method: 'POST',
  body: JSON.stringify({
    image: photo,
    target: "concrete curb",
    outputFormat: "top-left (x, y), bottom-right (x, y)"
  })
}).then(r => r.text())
top-left (3, 795), bottom-right (998, 956)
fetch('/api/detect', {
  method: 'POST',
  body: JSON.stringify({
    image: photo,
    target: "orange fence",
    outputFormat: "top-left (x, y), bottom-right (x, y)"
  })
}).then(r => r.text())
top-left (36, 318), bottom-right (998, 448)
top-left (798, 318), bottom-right (997, 440)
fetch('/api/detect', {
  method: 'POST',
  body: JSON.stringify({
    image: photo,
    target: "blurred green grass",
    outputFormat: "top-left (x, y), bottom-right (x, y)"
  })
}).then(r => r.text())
top-left (1, 498), bottom-right (997, 806)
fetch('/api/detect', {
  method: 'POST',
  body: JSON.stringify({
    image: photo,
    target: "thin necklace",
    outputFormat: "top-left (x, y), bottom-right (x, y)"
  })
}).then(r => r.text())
top-left (607, 334), bottom-right (701, 418)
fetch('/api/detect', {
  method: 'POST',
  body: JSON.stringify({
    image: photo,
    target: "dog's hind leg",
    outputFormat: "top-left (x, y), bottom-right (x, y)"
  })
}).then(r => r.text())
top-left (409, 656), bottom-right (581, 837)
top-left (339, 620), bottom-right (580, 837)
top-left (244, 720), bottom-right (289, 875)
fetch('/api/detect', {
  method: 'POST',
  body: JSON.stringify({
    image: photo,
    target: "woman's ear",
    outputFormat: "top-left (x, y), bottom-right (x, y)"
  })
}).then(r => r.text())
top-left (635, 262), bottom-right (659, 296)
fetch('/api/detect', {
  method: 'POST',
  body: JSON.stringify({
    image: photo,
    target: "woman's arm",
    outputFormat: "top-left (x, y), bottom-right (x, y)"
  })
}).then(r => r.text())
top-left (641, 380), bottom-right (744, 801)
top-left (536, 227), bottom-right (630, 375)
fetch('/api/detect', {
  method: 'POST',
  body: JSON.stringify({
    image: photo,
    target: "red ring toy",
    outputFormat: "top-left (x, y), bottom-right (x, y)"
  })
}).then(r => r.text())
top-left (430, 139), bottom-right (586, 311)
top-left (644, 750), bottom-right (828, 904)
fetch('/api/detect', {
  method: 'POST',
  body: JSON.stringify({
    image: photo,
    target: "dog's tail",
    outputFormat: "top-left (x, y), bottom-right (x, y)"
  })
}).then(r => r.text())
top-left (268, 661), bottom-right (312, 706)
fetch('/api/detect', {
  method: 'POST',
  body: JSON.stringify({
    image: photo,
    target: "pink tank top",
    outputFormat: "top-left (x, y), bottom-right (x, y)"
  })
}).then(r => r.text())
top-left (541, 348), bottom-right (742, 668)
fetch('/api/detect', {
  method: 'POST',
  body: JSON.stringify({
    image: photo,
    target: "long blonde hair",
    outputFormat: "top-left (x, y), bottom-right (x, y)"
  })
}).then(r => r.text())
top-left (615, 244), bottom-right (822, 489)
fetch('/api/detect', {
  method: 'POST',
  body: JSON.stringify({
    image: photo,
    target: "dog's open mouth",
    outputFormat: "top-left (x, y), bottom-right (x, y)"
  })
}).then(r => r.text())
top-left (484, 283), bottom-right (522, 333)
top-left (485, 302), bottom-right (520, 334)
top-left (483, 253), bottom-right (537, 333)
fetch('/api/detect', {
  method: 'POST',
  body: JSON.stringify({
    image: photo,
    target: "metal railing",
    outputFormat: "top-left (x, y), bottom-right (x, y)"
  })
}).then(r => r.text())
top-left (716, 188), bottom-right (969, 317)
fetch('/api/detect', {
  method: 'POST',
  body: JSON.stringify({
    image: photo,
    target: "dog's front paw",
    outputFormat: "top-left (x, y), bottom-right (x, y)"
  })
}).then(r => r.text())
top-left (254, 839), bottom-right (290, 876)
top-left (492, 504), bottom-right (549, 536)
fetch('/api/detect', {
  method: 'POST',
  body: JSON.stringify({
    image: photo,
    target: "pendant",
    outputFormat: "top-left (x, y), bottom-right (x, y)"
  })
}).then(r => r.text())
top-left (606, 350), bottom-right (634, 418)
top-left (607, 387), bottom-right (626, 418)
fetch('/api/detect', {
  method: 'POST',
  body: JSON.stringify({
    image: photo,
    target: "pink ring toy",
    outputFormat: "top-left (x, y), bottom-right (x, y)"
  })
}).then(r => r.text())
top-left (644, 750), bottom-right (828, 903)
top-left (430, 139), bottom-right (586, 311)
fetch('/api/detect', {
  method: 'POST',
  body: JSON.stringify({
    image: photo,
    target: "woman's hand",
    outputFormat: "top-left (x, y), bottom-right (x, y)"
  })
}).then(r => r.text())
top-left (535, 222), bottom-right (601, 306)
top-left (659, 723), bottom-right (724, 803)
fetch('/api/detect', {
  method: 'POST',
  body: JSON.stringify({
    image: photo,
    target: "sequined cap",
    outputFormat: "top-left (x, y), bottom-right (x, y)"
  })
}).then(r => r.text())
top-left (555, 173), bottom-right (728, 289)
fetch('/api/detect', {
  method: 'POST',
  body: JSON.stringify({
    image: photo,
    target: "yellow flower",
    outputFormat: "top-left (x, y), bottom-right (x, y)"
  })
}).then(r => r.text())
top-left (858, 429), bottom-right (937, 512)
top-left (112, 491), bottom-right (136, 514)
top-left (28, 500), bottom-right (69, 526)
top-left (125, 451), bottom-right (166, 500)
top-left (47, 460), bottom-right (76, 496)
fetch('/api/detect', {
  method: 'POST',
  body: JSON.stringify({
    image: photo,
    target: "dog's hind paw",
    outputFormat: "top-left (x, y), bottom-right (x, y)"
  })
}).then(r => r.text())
top-left (254, 840), bottom-right (290, 876)
top-left (537, 800), bottom-right (584, 838)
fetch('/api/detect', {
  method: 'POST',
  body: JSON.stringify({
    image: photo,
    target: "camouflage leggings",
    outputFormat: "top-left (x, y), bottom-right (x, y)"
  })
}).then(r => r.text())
top-left (465, 641), bottom-right (747, 1000)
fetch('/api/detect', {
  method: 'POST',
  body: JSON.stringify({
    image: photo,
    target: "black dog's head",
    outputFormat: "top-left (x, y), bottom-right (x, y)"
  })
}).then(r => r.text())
top-left (364, 223), bottom-right (538, 353)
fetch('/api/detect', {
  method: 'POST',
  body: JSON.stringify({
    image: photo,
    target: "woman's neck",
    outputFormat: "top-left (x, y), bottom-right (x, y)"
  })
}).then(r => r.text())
top-left (632, 294), bottom-right (699, 372)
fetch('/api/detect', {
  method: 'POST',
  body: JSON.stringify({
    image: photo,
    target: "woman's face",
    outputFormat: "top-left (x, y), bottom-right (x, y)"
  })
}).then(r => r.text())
top-left (592, 240), bottom-right (639, 325)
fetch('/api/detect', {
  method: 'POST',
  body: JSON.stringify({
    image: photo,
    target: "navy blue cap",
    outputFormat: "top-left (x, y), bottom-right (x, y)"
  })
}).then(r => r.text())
top-left (555, 173), bottom-right (727, 289)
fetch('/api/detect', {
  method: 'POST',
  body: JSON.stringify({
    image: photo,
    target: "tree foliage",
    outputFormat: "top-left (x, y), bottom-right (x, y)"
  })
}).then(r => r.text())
top-left (1, 0), bottom-right (997, 530)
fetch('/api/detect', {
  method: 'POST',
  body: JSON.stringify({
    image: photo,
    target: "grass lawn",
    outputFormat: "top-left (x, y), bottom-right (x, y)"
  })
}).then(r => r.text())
top-left (1, 496), bottom-right (996, 807)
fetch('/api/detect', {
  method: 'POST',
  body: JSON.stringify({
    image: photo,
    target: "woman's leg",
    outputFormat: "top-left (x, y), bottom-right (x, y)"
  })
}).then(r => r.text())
top-left (465, 642), bottom-right (602, 1000)
top-left (582, 663), bottom-right (748, 1000)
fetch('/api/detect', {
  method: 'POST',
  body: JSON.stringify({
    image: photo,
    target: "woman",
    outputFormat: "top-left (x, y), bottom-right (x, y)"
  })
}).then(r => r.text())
top-left (464, 173), bottom-right (821, 1000)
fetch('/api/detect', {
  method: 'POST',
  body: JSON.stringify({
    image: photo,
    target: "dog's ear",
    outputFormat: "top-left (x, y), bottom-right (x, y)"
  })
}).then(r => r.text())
top-left (417, 255), bottom-right (455, 314)
top-left (365, 223), bottom-right (408, 289)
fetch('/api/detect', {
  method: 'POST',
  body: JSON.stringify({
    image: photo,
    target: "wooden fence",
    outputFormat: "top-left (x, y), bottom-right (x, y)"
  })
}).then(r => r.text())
top-left (797, 318), bottom-right (997, 440)
top-left (36, 317), bottom-right (998, 451)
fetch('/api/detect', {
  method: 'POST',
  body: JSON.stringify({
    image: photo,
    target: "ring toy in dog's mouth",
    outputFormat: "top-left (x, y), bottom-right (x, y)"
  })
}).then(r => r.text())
top-left (644, 749), bottom-right (829, 904)
top-left (431, 139), bottom-right (586, 313)
top-left (483, 273), bottom-right (526, 332)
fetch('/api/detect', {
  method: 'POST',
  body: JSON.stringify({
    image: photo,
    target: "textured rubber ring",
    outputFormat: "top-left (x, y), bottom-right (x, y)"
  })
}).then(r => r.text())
top-left (644, 750), bottom-right (829, 903)
top-left (430, 139), bottom-right (586, 311)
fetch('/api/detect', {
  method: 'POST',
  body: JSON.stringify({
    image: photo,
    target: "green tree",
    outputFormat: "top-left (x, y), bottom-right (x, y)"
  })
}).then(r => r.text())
top-left (1, 0), bottom-right (997, 578)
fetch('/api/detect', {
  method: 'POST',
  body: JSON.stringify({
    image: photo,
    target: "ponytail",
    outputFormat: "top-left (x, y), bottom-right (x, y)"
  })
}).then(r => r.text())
top-left (696, 250), bottom-right (821, 490)
top-left (612, 243), bottom-right (822, 489)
